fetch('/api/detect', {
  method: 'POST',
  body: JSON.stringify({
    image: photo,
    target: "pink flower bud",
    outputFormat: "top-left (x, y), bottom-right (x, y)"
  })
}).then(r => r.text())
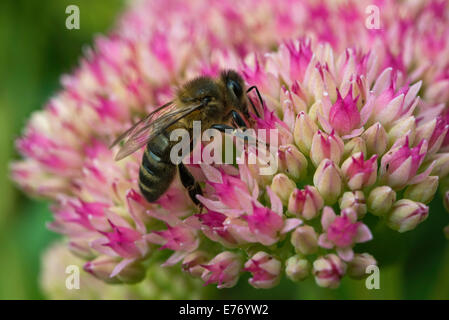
top-left (285, 255), bottom-right (310, 282)
top-left (386, 199), bottom-right (429, 232)
top-left (341, 152), bottom-right (378, 190)
top-left (347, 253), bottom-right (377, 280)
top-left (270, 173), bottom-right (296, 205)
top-left (430, 153), bottom-right (449, 178)
top-left (380, 137), bottom-right (427, 190)
top-left (329, 89), bottom-right (361, 136)
top-left (339, 191), bottom-right (367, 219)
top-left (310, 130), bottom-right (344, 167)
top-left (278, 144), bottom-right (308, 180)
top-left (291, 225), bottom-right (318, 254)
top-left (244, 252), bottom-right (281, 289)
top-left (444, 191), bottom-right (449, 212)
top-left (287, 186), bottom-right (323, 220)
top-left (201, 252), bottom-right (242, 289)
top-left (84, 256), bottom-right (145, 284)
top-left (182, 251), bottom-right (208, 278)
top-left (444, 225), bottom-right (449, 239)
top-left (387, 116), bottom-right (416, 147)
top-left (415, 117), bottom-right (448, 155)
top-left (313, 159), bottom-right (342, 205)
top-left (403, 176), bottom-right (438, 204)
top-left (370, 79), bottom-right (420, 127)
top-left (342, 137), bottom-right (367, 161)
top-left (294, 111), bottom-right (318, 155)
top-left (68, 239), bottom-right (96, 260)
top-left (313, 254), bottom-right (346, 289)
top-left (367, 186), bottom-right (396, 216)
top-left (362, 122), bottom-right (388, 156)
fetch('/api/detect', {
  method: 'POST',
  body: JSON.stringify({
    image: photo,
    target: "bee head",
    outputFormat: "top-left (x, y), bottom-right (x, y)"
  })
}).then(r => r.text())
top-left (220, 70), bottom-right (247, 114)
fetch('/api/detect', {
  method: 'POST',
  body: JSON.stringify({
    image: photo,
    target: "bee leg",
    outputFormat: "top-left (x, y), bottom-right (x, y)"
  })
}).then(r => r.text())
top-left (210, 124), bottom-right (235, 133)
top-left (246, 85), bottom-right (264, 118)
top-left (178, 162), bottom-right (203, 207)
top-left (230, 110), bottom-right (247, 129)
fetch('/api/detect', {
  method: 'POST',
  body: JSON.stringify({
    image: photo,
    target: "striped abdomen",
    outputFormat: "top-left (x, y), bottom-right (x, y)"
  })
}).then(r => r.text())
top-left (138, 132), bottom-right (176, 202)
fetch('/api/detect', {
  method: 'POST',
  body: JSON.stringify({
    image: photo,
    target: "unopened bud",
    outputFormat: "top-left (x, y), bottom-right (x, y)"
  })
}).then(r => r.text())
top-left (362, 122), bottom-right (388, 156)
top-left (430, 153), bottom-right (449, 178)
top-left (271, 173), bottom-right (296, 205)
top-left (347, 253), bottom-right (377, 280)
top-left (342, 137), bottom-right (367, 160)
top-left (313, 159), bottom-right (342, 205)
top-left (367, 186), bottom-right (396, 216)
top-left (339, 191), bottom-right (367, 219)
top-left (287, 186), bottom-right (323, 220)
top-left (444, 191), bottom-right (449, 212)
top-left (341, 152), bottom-right (377, 190)
top-left (291, 226), bottom-right (318, 254)
top-left (415, 117), bottom-right (449, 155)
top-left (285, 255), bottom-right (310, 282)
top-left (386, 199), bottom-right (429, 232)
top-left (313, 254), bottom-right (346, 289)
top-left (388, 116), bottom-right (416, 147)
top-left (84, 256), bottom-right (145, 284)
top-left (294, 111), bottom-right (318, 155)
top-left (310, 130), bottom-right (344, 167)
top-left (403, 176), bottom-right (438, 204)
top-left (278, 144), bottom-right (308, 180)
top-left (244, 252), bottom-right (281, 289)
top-left (182, 251), bottom-right (208, 278)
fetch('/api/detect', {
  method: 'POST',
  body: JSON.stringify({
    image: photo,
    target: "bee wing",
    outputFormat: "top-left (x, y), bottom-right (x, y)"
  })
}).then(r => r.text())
top-left (112, 101), bottom-right (205, 161)
top-left (109, 101), bottom-right (175, 150)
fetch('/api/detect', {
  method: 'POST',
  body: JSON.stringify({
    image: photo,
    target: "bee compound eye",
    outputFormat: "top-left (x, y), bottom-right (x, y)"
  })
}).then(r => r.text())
top-left (228, 80), bottom-right (243, 98)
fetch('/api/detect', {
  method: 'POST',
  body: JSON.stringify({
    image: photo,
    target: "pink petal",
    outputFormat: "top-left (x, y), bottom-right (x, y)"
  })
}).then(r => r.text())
top-left (200, 163), bottom-right (223, 184)
top-left (318, 233), bottom-right (334, 249)
top-left (321, 206), bottom-right (336, 230)
top-left (337, 247), bottom-right (354, 262)
top-left (162, 251), bottom-right (188, 267)
top-left (281, 218), bottom-right (302, 234)
top-left (110, 258), bottom-right (134, 278)
top-left (355, 224), bottom-right (373, 243)
top-left (409, 161), bottom-right (435, 185)
top-left (267, 186), bottom-right (283, 215)
top-left (342, 127), bottom-right (364, 140)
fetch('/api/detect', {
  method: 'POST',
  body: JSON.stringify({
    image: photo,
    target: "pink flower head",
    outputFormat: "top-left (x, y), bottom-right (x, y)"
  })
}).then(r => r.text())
top-left (11, 0), bottom-right (449, 291)
top-left (319, 207), bottom-right (372, 261)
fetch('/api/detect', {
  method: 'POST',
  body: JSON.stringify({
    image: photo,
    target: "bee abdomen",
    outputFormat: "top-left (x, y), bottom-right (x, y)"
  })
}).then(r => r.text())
top-left (138, 134), bottom-right (176, 202)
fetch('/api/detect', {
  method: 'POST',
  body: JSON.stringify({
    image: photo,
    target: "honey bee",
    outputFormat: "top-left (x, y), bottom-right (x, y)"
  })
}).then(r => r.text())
top-left (110, 70), bottom-right (263, 206)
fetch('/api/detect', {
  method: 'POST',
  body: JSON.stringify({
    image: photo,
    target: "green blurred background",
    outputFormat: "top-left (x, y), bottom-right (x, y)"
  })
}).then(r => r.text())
top-left (1, 0), bottom-right (449, 300)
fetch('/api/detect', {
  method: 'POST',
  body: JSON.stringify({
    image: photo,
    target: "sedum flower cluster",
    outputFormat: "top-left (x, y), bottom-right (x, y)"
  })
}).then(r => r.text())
top-left (10, 0), bottom-right (449, 294)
